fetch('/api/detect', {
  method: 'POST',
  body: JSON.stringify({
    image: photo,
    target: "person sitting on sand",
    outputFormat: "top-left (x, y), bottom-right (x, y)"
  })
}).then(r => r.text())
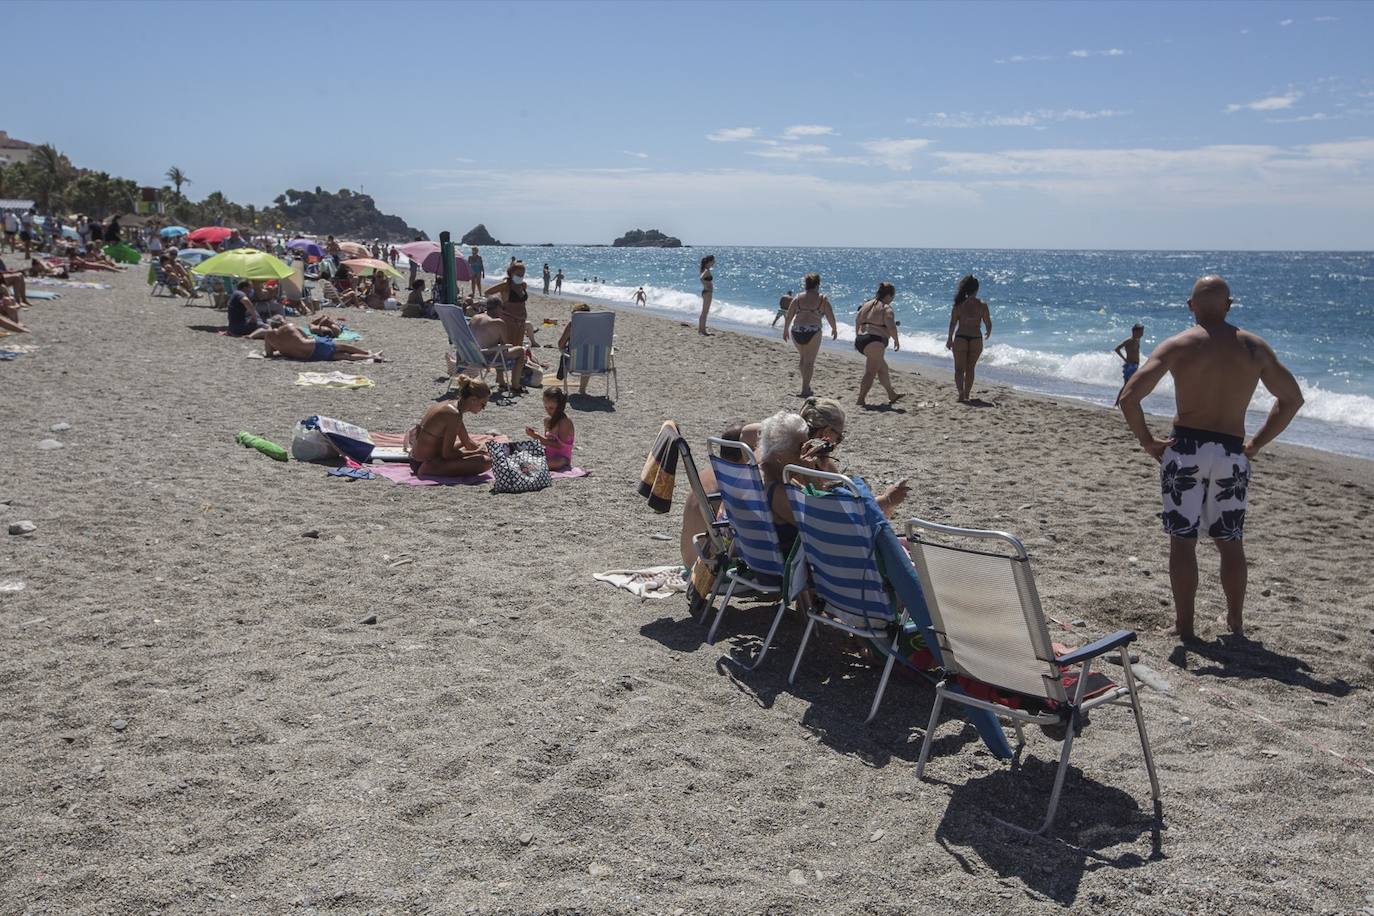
top-left (400, 280), bottom-right (433, 319)
top-left (854, 281), bottom-right (903, 407)
top-left (1114, 322), bottom-right (1145, 406)
top-left (783, 272), bottom-right (837, 399)
top-left (0, 260), bottom-right (32, 305)
top-left (262, 316), bottom-right (381, 361)
top-left (1119, 275), bottom-right (1303, 641)
top-left (0, 288), bottom-right (29, 333)
top-left (525, 388), bottom-right (575, 471)
top-left (363, 274), bottom-right (397, 310)
top-left (227, 280), bottom-right (267, 338)
top-left (945, 274), bottom-right (991, 403)
top-left (409, 375), bottom-right (494, 476)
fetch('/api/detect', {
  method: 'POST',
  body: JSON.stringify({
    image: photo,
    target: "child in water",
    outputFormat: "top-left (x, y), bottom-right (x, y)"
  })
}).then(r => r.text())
top-left (1113, 322), bottom-right (1145, 406)
top-left (525, 388), bottom-right (575, 470)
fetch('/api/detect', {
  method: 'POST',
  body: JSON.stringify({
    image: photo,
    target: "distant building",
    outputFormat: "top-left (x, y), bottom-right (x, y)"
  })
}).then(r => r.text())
top-left (135, 186), bottom-right (164, 215)
top-left (0, 131), bottom-right (35, 166)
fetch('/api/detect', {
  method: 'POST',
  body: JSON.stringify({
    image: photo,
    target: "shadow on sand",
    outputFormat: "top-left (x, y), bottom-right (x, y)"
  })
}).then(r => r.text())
top-left (1167, 635), bottom-right (1358, 698)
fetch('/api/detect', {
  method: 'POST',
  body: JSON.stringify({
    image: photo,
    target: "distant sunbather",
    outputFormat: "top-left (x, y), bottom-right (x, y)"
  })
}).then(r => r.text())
top-left (409, 375), bottom-right (493, 476)
top-left (308, 314), bottom-right (345, 338)
top-left (0, 291), bottom-right (28, 333)
top-left (29, 258), bottom-right (67, 279)
top-left (262, 316), bottom-right (381, 361)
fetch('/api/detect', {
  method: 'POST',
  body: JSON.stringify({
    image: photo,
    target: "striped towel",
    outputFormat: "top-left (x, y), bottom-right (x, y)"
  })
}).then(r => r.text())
top-left (637, 421), bottom-right (681, 513)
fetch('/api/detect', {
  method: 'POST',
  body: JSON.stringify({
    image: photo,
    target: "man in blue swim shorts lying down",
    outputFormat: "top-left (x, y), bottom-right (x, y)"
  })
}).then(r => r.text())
top-left (261, 316), bottom-right (383, 362)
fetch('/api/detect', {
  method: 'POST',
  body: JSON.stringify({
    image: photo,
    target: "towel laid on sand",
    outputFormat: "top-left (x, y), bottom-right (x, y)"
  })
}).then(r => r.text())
top-left (593, 566), bottom-right (688, 600)
top-left (372, 464), bottom-right (590, 487)
top-left (307, 328), bottom-right (362, 342)
top-left (638, 420), bottom-right (682, 513)
top-left (294, 372), bottom-right (375, 389)
top-left (25, 290), bottom-right (61, 300)
top-left (29, 278), bottom-right (111, 289)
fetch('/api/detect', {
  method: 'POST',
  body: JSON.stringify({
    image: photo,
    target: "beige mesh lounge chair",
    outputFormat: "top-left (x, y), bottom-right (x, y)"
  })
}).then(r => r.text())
top-left (906, 517), bottom-right (1161, 835)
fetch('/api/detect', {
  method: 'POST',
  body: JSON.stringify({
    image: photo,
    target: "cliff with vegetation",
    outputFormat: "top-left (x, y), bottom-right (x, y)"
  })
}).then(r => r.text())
top-left (613, 228), bottom-right (681, 248)
top-left (461, 224), bottom-right (503, 246)
top-left (272, 187), bottom-right (425, 241)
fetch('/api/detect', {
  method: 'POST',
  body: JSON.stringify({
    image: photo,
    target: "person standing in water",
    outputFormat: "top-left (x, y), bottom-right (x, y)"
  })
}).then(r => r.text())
top-left (542, 263), bottom-right (552, 294)
top-left (854, 281), bottom-right (903, 407)
top-left (772, 290), bottom-right (794, 328)
top-left (697, 254), bottom-right (715, 335)
top-left (1119, 276), bottom-right (1303, 641)
top-left (782, 273), bottom-right (837, 399)
top-left (1114, 322), bottom-right (1145, 406)
top-left (945, 274), bottom-right (991, 402)
top-left (633, 287), bottom-right (647, 307)
top-left (554, 269), bottom-right (564, 294)
top-left (467, 247), bottom-right (484, 298)
top-left (485, 260), bottom-right (531, 393)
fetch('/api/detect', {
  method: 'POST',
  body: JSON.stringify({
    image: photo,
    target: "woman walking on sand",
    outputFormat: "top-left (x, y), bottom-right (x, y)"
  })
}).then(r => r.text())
top-left (782, 272), bottom-right (836, 398)
top-left (945, 274), bottom-right (991, 402)
top-left (697, 254), bottom-right (715, 335)
top-left (854, 281), bottom-right (902, 407)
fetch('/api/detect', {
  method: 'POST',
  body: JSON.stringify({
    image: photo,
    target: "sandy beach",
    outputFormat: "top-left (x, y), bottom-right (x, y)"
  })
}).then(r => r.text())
top-left (2, 265), bottom-right (1372, 913)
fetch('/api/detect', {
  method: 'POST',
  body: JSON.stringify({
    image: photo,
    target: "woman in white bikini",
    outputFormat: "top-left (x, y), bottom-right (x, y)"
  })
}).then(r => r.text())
top-left (945, 274), bottom-right (992, 402)
top-left (782, 272), bottom-right (837, 398)
top-left (854, 281), bottom-right (902, 407)
top-left (697, 254), bottom-right (715, 335)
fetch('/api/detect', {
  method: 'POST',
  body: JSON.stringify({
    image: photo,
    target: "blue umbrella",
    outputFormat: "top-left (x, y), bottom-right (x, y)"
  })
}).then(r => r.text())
top-left (176, 248), bottom-right (216, 264)
top-left (160, 225), bottom-right (190, 238)
top-left (286, 238), bottom-right (325, 258)
top-left (61, 226), bottom-right (80, 240)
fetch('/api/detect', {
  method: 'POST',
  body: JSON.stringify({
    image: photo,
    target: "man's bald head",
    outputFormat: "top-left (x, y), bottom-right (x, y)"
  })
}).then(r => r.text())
top-left (1188, 275), bottom-right (1232, 325)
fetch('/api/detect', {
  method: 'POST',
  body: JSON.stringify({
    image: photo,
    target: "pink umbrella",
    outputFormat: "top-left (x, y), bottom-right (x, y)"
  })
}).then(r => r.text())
top-left (397, 241), bottom-right (471, 281)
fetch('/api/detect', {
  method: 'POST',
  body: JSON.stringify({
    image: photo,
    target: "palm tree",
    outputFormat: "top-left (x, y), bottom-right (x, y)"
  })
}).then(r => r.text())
top-left (165, 166), bottom-right (191, 198)
top-left (30, 144), bottom-right (70, 212)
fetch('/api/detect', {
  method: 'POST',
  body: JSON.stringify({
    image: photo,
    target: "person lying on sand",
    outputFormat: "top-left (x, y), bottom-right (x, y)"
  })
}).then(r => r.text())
top-left (63, 245), bottom-right (119, 273)
top-left (409, 375), bottom-right (493, 476)
top-left (29, 257), bottom-right (67, 279)
top-left (308, 314), bottom-right (345, 338)
top-left (1118, 275), bottom-right (1304, 640)
top-left (262, 316), bottom-right (382, 362)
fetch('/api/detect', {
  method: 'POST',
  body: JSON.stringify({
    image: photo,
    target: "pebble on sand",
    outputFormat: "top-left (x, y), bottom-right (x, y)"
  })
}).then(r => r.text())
top-left (8, 521), bottom-right (37, 535)
top-left (359, 614), bottom-right (378, 625)
top-left (50, 422), bottom-right (71, 432)
top-left (301, 529), bottom-right (320, 539)
top-left (111, 718), bottom-right (128, 732)
top-left (36, 439), bottom-right (64, 451)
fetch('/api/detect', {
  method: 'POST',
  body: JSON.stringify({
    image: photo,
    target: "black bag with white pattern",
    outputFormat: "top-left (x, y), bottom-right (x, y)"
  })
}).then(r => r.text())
top-left (487, 439), bottom-right (552, 493)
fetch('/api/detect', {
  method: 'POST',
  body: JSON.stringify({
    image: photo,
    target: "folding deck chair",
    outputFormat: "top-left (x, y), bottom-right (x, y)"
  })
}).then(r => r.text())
top-left (435, 303), bottom-right (519, 391)
top-left (677, 435), bottom-right (732, 620)
top-left (906, 516), bottom-right (1161, 835)
top-left (702, 438), bottom-right (791, 665)
top-left (562, 310), bottom-right (618, 401)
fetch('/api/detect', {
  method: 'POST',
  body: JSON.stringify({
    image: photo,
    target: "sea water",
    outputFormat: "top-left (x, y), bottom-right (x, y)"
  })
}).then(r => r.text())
top-left (481, 246), bottom-right (1374, 459)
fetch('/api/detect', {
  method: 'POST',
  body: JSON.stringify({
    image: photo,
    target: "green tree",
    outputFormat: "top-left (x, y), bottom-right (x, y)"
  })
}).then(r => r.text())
top-left (165, 166), bottom-right (191, 198)
top-left (29, 143), bottom-right (72, 212)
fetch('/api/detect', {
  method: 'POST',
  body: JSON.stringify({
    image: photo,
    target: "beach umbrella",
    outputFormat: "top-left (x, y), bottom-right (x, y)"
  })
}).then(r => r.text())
top-left (396, 241), bottom-right (471, 280)
top-left (342, 257), bottom-right (402, 279)
top-left (176, 248), bottom-right (216, 265)
top-left (188, 226), bottom-right (233, 245)
top-left (61, 226), bottom-right (80, 240)
top-left (286, 238), bottom-right (325, 258)
top-left (336, 241), bottom-right (369, 258)
top-left (191, 247), bottom-right (292, 280)
top-left (103, 243), bottom-right (142, 265)
top-left (160, 226), bottom-right (190, 238)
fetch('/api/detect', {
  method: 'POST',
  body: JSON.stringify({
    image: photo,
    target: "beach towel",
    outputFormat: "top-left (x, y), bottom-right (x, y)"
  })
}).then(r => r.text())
top-left (593, 566), bottom-right (688, 600)
top-left (372, 464), bottom-right (590, 487)
top-left (307, 328), bottom-right (362, 342)
top-left (294, 372), bottom-right (374, 389)
top-left (28, 278), bottom-right (111, 290)
top-left (0, 342), bottom-right (39, 353)
top-left (637, 420), bottom-right (681, 513)
top-left (24, 290), bottom-right (60, 301)
top-left (0, 351), bottom-right (20, 360)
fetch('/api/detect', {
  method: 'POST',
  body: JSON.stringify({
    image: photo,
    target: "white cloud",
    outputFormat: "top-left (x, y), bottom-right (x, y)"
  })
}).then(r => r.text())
top-left (707, 127), bottom-right (758, 142)
top-left (749, 144), bottom-right (831, 161)
top-left (859, 138), bottom-right (933, 171)
top-left (1314, 16), bottom-right (1338, 22)
top-left (1225, 91), bottom-right (1302, 113)
top-left (621, 150), bottom-right (649, 159)
top-left (1069, 48), bottom-right (1125, 58)
top-left (913, 109), bottom-right (1127, 129)
top-left (780, 124), bottom-right (835, 140)
top-left (1279, 18), bottom-right (1294, 26)
top-left (1266, 112), bottom-right (1333, 123)
top-left (995, 54), bottom-right (1055, 64)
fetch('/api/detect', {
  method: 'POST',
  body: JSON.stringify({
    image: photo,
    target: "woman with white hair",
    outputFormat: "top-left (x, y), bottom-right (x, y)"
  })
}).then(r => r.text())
top-left (757, 410), bottom-right (814, 555)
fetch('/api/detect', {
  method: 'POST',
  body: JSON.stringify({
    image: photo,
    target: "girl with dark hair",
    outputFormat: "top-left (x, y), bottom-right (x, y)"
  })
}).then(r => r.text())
top-left (854, 281), bottom-right (902, 407)
top-left (782, 272), bottom-right (837, 398)
top-left (526, 388), bottom-right (575, 470)
top-left (945, 274), bottom-right (992, 402)
top-left (697, 254), bottom-right (715, 335)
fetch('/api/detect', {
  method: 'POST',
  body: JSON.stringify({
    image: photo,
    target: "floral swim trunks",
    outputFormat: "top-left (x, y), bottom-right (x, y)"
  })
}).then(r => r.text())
top-left (1160, 426), bottom-right (1249, 541)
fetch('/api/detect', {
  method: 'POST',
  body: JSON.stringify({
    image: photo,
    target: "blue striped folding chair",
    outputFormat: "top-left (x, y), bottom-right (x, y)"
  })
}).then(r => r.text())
top-left (435, 303), bottom-right (516, 390)
top-left (563, 310), bottom-right (618, 401)
top-left (704, 437), bottom-right (792, 668)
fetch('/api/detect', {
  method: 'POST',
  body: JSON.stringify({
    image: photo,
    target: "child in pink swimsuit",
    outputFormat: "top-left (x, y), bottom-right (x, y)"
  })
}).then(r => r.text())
top-left (525, 388), bottom-right (575, 470)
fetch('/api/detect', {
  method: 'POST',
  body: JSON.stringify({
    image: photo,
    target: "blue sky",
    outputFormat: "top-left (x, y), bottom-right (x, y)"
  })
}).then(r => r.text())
top-left (9, 0), bottom-right (1373, 249)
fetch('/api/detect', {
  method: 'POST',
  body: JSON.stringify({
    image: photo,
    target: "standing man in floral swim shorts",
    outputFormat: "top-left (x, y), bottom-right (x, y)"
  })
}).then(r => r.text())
top-left (1118, 276), bottom-right (1304, 640)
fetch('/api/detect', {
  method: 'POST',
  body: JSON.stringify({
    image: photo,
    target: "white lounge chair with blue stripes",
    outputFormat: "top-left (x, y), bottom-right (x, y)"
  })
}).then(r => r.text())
top-left (703, 437), bottom-right (792, 668)
top-left (906, 517), bottom-right (1161, 835)
top-left (563, 310), bottom-right (618, 401)
top-left (435, 303), bottom-right (517, 391)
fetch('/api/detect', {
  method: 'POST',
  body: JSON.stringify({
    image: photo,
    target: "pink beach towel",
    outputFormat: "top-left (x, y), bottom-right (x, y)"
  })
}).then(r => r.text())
top-left (371, 464), bottom-right (590, 487)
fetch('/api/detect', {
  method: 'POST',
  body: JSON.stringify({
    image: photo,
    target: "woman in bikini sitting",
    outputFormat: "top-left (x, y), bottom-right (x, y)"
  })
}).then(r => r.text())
top-left (854, 281), bottom-right (903, 407)
top-left (945, 274), bottom-right (991, 402)
top-left (782, 272), bottom-right (837, 399)
top-left (408, 375), bottom-right (494, 477)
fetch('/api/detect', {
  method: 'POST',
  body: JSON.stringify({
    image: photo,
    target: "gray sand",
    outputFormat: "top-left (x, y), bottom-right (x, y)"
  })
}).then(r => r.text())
top-left (1, 266), bottom-right (1372, 913)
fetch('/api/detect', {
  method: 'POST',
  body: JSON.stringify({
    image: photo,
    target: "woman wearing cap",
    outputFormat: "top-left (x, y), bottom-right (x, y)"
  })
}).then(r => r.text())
top-left (854, 282), bottom-right (903, 407)
top-left (485, 260), bottom-right (530, 393)
top-left (782, 272), bottom-right (837, 399)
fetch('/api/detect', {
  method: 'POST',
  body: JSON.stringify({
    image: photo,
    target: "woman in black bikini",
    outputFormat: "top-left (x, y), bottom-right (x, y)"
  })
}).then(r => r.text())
top-left (854, 281), bottom-right (902, 407)
top-left (945, 274), bottom-right (991, 402)
top-left (697, 254), bottom-right (715, 335)
top-left (782, 272), bottom-right (836, 398)
top-left (485, 261), bottom-right (530, 393)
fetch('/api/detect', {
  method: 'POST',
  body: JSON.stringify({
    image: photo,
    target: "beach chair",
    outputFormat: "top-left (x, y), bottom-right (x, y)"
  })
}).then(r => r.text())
top-left (906, 517), bottom-right (1161, 835)
top-left (702, 438), bottom-right (791, 666)
top-left (434, 303), bottom-right (517, 389)
top-left (149, 265), bottom-right (171, 297)
top-left (562, 310), bottom-right (618, 401)
top-left (678, 435), bottom-right (732, 620)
